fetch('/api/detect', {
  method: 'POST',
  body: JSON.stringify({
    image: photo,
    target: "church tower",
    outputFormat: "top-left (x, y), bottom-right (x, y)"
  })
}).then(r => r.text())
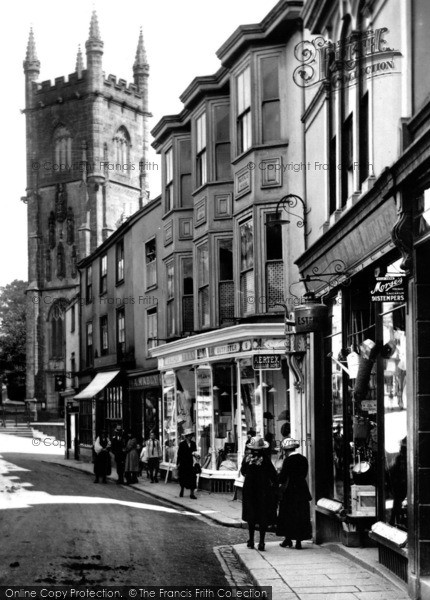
top-left (24, 13), bottom-right (150, 415)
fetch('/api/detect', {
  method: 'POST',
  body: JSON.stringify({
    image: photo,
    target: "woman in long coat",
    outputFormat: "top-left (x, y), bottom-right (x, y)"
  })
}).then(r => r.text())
top-left (124, 432), bottom-right (140, 484)
top-left (276, 438), bottom-right (312, 549)
top-left (177, 429), bottom-right (197, 498)
top-left (240, 436), bottom-right (278, 551)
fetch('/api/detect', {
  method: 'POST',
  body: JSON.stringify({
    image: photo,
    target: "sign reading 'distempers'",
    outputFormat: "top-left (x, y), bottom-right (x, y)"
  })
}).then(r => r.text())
top-left (370, 275), bottom-right (406, 302)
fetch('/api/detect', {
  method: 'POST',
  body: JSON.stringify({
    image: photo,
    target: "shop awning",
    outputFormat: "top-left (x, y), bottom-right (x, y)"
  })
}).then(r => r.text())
top-left (74, 371), bottom-right (120, 400)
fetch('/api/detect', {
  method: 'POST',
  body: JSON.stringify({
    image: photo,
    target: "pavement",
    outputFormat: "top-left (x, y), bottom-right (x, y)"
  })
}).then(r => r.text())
top-left (39, 453), bottom-right (410, 600)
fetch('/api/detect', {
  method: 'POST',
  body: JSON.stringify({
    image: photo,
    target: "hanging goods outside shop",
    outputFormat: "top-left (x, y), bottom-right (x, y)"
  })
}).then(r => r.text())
top-left (294, 291), bottom-right (328, 333)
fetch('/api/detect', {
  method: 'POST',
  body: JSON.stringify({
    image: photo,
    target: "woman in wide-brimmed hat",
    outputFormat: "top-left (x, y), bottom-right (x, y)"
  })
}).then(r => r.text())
top-left (240, 436), bottom-right (278, 552)
top-left (177, 428), bottom-right (197, 499)
top-left (276, 438), bottom-right (312, 550)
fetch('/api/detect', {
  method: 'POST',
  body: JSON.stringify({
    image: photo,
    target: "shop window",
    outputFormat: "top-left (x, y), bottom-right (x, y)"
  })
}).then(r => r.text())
top-left (214, 104), bottom-right (231, 180)
top-left (145, 239), bottom-right (157, 288)
top-left (147, 307), bottom-right (158, 350)
top-left (116, 308), bottom-right (125, 357)
top-left (261, 55), bottom-right (280, 144)
top-left (100, 254), bottom-right (107, 294)
top-left (239, 220), bottom-right (255, 315)
top-left (196, 113), bottom-right (207, 187)
top-left (382, 300), bottom-right (407, 529)
top-left (177, 368), bottom-right (196, 440)
top-left (265, 214), bottom-right (284, 309)
top-left (166, 262), bottom-right (175, 337)
top-left (79, 399), bottom-right (93, 446)
top-left (218, 239), bottom-right (234, 325)
top-left (86, 265), bottom-right (92, 303)
top-left (116, 240), bottom-right (124, 283)
top-left (212, 364), bottom-right (237, 469)
top-left (196, 366), bottom-right (213, 469)
top-left (179, 139), bottom-right (192, 207)
top-left (106, 386), bottom-right (123, 420)
top-left (197, 243), bottom-right (210, 328)
top-left (165, 148), bottom-right (173, 213)
top-left (86, 321), bottom-right (93, 367)
top-left (162, 371), bottom-right (177, 463)
top-left (181, 257), bottom-right (194, 333)
top-left (100, 315), bottom-right (108, 356)
top-left (237, 66), bottom-right (251, 154)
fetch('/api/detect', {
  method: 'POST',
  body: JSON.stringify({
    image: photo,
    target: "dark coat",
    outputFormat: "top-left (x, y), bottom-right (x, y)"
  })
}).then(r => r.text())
top-left (240, 453), bottom-right (278, 528)
top-left (276, 452), bottom-right (312, 540)
top-left (177, 439), bottom-right (197, 489)
top-left (93, 435), bottom-right (111, 478)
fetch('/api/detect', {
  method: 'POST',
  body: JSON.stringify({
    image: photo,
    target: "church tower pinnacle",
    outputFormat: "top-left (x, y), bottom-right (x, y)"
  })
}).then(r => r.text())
top-left (85, 10), bottom-right (103, 90)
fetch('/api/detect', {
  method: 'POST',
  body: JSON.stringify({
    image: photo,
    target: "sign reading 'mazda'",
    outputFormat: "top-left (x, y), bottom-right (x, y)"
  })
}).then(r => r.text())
top-left (293, 27), bottom-right (402, 89)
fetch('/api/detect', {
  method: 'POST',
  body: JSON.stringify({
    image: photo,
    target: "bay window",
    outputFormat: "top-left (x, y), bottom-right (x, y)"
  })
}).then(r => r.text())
top-left (261, 55), bottom-right (280, 143)
top-left (165, 148), bottom-right (173, 212)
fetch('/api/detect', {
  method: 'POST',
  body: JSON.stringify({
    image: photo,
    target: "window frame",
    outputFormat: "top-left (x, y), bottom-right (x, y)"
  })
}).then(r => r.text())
top-left (86, 321), bottom-right (93, 367)
top-left (100, 253), bottom-right (107, 295)
top-left (145, 238), bottom-right (157, 289)
top-left (166, 261), bottom-right (175, 338)
top-left (259, 53), bottom-right (281, 144)
top-left (146, 306), bottom-right (158, 351)
top-left (197, 241), bottom-right (210, 329)
top-left (116, 240), bottom-right (124, 284)
top-left (196, 112), bottom-right (207, 188)
top-left (116, 308), bottom-right (125, 357)
top-left (212, 102), bottom-right (231, 181)
top-left (236, 65), bottom-right (252, 155)
top-left (164, 147), bottom-right (173, 213)
top-left (239, 218), bottom-right (255, 316)
top-left (86, 266), bottom-right (92, 304)
top-left (100, 315), bottom-right (109, 356)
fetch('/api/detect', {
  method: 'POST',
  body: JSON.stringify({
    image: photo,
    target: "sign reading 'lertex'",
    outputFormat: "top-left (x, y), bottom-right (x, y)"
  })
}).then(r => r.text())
top-left (370, 275), bottom-right (406, 302)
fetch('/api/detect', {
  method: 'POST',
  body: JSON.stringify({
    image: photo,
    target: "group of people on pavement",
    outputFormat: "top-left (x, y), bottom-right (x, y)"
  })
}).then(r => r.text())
top-left (241, 435), bottom-right (312, 552)
top-left (93, 426), bottom-right (162, 485)
top-left (94, 425), bottom-right (311, 553)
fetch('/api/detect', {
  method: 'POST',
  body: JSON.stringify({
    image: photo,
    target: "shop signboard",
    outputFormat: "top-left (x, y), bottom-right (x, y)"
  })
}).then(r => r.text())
top-left (252, 354), bottom-right (282, 370)
top-left (370, 275), bottom-right (406, 302)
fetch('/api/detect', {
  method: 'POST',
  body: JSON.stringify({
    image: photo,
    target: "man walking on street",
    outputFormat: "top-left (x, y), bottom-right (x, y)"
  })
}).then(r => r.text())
top-left (146, 431), bottom-right (162, 483)
top-left (111, 424), bottom-right (127, 485)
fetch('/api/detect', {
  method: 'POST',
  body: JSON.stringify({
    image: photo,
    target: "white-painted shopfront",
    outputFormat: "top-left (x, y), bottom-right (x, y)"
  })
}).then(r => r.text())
top-left (150, 324), bottom-right (292, 490)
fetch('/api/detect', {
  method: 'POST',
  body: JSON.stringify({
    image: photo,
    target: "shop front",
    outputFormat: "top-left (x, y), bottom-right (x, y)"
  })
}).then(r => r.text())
top-left (295, 187), bottom-right (412, 581)
top-left (128, 372), bottom-right (162, 444)
top-left (150, 324), bottom-right (290, 492)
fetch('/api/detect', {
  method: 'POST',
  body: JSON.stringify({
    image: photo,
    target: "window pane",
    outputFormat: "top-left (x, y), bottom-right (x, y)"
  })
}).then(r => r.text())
top-left (167, 264), bottom-right (174, 299)
top-left (183, 257), bottom-right (193, 295)
top-left (197, 113), bottom-right (206, 152)
top-left (216, 143), bottom-right (231, 180)
top-left (261, 56), bottom-right (279, 100)
top-left (219, 239), bottom-right (233, 281)
top-left (180, 174), bottom-right (192, 207)
top-left (238, 66), bottom-right (251, 114)
top-left (179, 139), bottom-right (191, 173)
top-left (215, 105), bottom-right (230, 141)
top-left (262, 100), bottom-right (280, 144)
top-left (238, 111), bottom-right (252, 153)
top-left (198, 244), bottom-right (209, 286)
top-left (266, 216), bottom-right (282, 260)
top-left (240, 221), bottom-right (254, 271)
top-left (165, 148), bottom-right (173, 183)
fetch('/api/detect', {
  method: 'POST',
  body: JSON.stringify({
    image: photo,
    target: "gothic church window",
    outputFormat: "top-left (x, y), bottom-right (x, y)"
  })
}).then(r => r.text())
top-left (114, 126), bottom-right (131, 166)
top-left (54, 126), bottom-right (72, 166)
top-left (49, 299), bottom-right (68, 359)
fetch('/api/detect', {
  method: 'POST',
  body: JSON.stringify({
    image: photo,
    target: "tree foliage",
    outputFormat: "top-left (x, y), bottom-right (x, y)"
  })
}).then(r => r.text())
top-left (0, 279), bottom-right (27, 371)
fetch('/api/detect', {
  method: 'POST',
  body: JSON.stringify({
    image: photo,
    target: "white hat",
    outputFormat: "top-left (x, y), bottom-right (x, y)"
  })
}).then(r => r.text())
top-left (247, 436), bottom-right (269, 450)
top-left (184, 428), bottom-right (194, 436)
top-left (281, 438), bottom-right (300, 450)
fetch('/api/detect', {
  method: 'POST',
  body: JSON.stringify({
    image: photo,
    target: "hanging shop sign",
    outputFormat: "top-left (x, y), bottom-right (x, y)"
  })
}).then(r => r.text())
top-left (252, 354), bottom-right (282, 370)
top-left (294, 293), bottom-right (328, 333)
top-left (370, 275), bottom-right (406, 302)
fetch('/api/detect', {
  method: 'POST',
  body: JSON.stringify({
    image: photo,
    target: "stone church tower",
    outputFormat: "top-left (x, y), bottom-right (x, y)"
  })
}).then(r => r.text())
top-left (24, 12), bottom-right (150, 415)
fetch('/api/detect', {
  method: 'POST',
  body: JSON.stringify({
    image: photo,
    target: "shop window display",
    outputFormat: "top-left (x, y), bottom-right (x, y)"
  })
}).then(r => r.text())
top-left (196, 366), bottom-right (213, 469)
top-left (162, 371), bottom-right (177, 463)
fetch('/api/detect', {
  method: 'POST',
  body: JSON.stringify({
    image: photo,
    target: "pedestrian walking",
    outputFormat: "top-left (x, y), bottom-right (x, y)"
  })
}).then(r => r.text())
top-left (93, 430), bottom-right (111, 484)
top-left (111, 424), bottom-right (127, 484)
top-left (177, 429), bottom-right (197, 499)
top-left (146, 431), bottom-right (162, 483)
top-left (124, 432), bottom-right (140, 484)
top-left (277, 438), bottom-right (312, 550)
top-left (240, 436), bottom-right (278, 551)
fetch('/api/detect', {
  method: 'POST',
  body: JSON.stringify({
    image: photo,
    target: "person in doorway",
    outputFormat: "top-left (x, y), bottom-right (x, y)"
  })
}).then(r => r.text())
top-left (177, 429), bottom-right (197, 498)
top-left (124, 432), bottom-right (140, 484)
top-left (240, 436), bottom-right (278, 552)
top-left (111, 424), bottom-right (127, 484)
top-left (93, 430), bottom-right (111, 484)
top-left (146, 431), bottom-right (162, 483)
top-left (276, 438), bottom-right (312, 550)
